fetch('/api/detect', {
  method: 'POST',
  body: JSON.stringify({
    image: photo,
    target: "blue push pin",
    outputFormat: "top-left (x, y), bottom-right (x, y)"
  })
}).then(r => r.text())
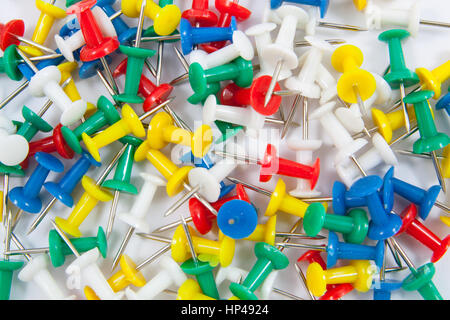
top-left (44, 151), bottom-right (101, 207)
top-left (9, 152), bottom-right (64, 214)
top-left (390, 176), bottom-right (441, 221)
top-left (79, 56), bottom-right (113, 79)
top-left (217, 199), bottom-right (258, 239)
top-left (326, 231), bottom-right (384, 269)
top-left (180, 17), bottom-right (237, 55)
top-left (372, 280), bottom-right (402, 300)
top-left (435, 89), bottom-right (450, 116)
top-left (270, 0), bottom-right (329, 18)
top-left (333, 168), bottom-right (395, 216)
top-left (347, 175), bottom-right (403, 240)
top-left (180, 151), bottom-right (235, 199)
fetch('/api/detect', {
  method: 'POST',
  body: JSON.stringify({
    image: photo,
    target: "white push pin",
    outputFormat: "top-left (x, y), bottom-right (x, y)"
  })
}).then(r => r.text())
top-left (66, 248), bottom-right (124, 300)
top-left (125, 256), bottom-right (186, 300)
top-left (189, 31), bottom-right (254, 70)
top-left (337, 133), bottom-right (398, 187)
top-left (188, 143), bottom-right (243, 203)
top-left (0, 115), bottom-right (29, 166)
top-left (28, 66), bottom-right (87, 126)
top-left (309, 101), bottom-right (368, 165)
top-left (18, 254), bottom-right (75, 300)
top-left (245, 23), bottom-right (292, 80)
top-left (203, 95), bottom-right (266, 137)
top-left (111, 173), bottom-right (167, 271)
top-left (55, 7), bottom-right (118, 62)
top-left (262, 5), bottom-right (309, 107)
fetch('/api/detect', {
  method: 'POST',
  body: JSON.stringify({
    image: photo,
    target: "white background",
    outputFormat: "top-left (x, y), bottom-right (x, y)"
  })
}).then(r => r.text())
top-left (0, 0), bottom-right (449, 300)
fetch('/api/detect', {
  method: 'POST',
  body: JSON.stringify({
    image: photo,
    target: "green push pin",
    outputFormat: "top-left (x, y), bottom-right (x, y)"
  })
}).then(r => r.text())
top-left (0, 260), bottom-right (24, 300)
top-left (188, 82), bottom-right (221, 105)
top-left (61, 95), bottom-right (121, 154)
top-left (181, 259), bottom-right (220, 300)
top-left (0, 45), bottom-right (23, 81)
top-left (102, 136), bottom-right (143, 238)
top-left (189, 57), bottom-right (253, 97)
top-left (113, 45), bottom-right (156, 104)
top-left (49, 226), bottom-right (107, 268)
top-left (404, 90), bottom-right (450, 154)
top-left (379, 29), bottom-right (420, 134)
top-left (17, 106), bottom-right (53, 141)
top-left (303, 203), bottom-right (369, 244)
top-left (402, 263), bottom-right (443, 300)
top-left (0, 163), bottom-right (25, 177)
top-left (379, 29), bottom-right (419, 89)
top-left (229, 242), bottom-right (289, 300)
top-left (214, 121), bottom-right (244, 144)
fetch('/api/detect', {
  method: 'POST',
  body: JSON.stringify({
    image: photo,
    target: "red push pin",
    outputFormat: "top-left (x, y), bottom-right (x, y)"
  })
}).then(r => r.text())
top-left (201, 0), bottom-right (252, 52)
top-left (21, 124), bottom-right (74, 169)
top-left (220, 75), bottom-right (282, 116)
top-left (182, 0), bottom-right (219, 27)
top-left (67, 0), bottom-right (119, 62)
top-left (0, 19), bottom-right (56, 54)
top-left (397, 204), bottom-right (450, 263)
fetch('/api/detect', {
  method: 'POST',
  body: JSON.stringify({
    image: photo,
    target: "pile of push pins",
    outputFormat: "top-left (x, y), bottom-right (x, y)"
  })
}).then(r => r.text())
top-left (0, 0), bottom-right (447, 301)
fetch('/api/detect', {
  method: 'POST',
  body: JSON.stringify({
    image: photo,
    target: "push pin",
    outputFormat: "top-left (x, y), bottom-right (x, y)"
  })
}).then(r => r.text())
top-left (181, 258), bottom-right (221, 300)
top-left (201, 0), bottom-right (252, 52)
top-left (262, 5), bottom-right (309, 108)
top-left (347, 175), bottom-right (403, 240)
top-left (52, 221), bottom-right (124, 300)
top-left (270, 0), bottom-right (329, 18)
top-left (103, 136), bottom-right (143, 239)
top-left (404, 90), bottom-right (449, 192)
top-left (134, 146), bottom-right (219, 217)
top-left (139, 225), bottom-right (236, 267)
top-left (110, 173), bottom-right (166, 271)
top-left (303, 203), bottom-right (368, 244)
top-left (152, 184), bottom-right (250, 235)
top-left (182, 0), bottom-right (218, 27)
top-left (415, 60), bottom-right (450, 100)
top-left (278, 231), bottom-right (385, 269)
top-left (281, 36), bottom-right (332, 138)
top-left (61, 96), bottom-right (121, 154)
top-left (0, 19), bottom-right (58, 55)
top-left (0, 115), bottom-right (29, 167)
top-left (216, 200), bottom-right (258, 239)
top-left (330, 44), bottom-right (376, 123)
top-left (388, 237), bottom-right (443, 300)
top-left (396, 204), bottom-right (449, 263)
top-left (27, 151), bottom-right (101, 235)
top-left (229, 242), bottom-right (289, 300)
top-left (121, 0), bottom-right (181, 36)
top-left (54, 144), bottom-right (128, 237)
top-left (125, 256), bottom-right (187, 300)
top-left (306, 259), bottom-right (374, 297)
top-left (297, 250), bottom-right (354, 300)
top-left (9, 152), bottom-right (64, 215)
top-left (177, 279), bottom-right (216, 300)
top-left (215, 143), bottom-right (320, 187)
top-left (371, 104), bottom-right (418, 143)
top-left (143, 111), bottom-right (212, 159)
top-left (365, 1), bottom-right (450, 37)
top-left (309, 101), bottom-right (368, 166)
top-left (379, 29), bottom-right (420, 134)
top-left (219, 76), bottom-right (282, 116)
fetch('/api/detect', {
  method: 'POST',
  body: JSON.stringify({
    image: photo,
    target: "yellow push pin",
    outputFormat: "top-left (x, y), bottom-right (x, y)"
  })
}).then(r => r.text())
top-left (416, 60), bottom-right (450, 100)
top-left (442, 145), bottom-right (450, 179)
top-left (146, 112), bottom-right (212, 158)
top-left (121, 0), bottom-right (181, 36)
top-left (265, 179), bottom-right (328, 218)
top-left (19, 0), bottom-right (67, 56)
top-left (331, 44), bottom-right (376, 108)
top-left (371, 106), bottom-right (417, 143)
top-left (55, 176), bottom-right (114, 237)
top-left (353, 0), bottom-right (367, 11)
top-left (171, 225), bottom-right (235, 267)
top-left (57, 62), bottom-right (96, 117)
top-left (306, 260), bottom-right (374, 297)
top-left (107, 254), bottom-right (147, 292)
top-left (440, 216), bottom-right (450, 227)
top-left (84, 286), bottom-right (100, 300)
top-left (177, 279), bottom-right (216, 300)
top-left (82, 104), bottom-right (146, 162)
top-left (245, 215), bottom-right (278, 245)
